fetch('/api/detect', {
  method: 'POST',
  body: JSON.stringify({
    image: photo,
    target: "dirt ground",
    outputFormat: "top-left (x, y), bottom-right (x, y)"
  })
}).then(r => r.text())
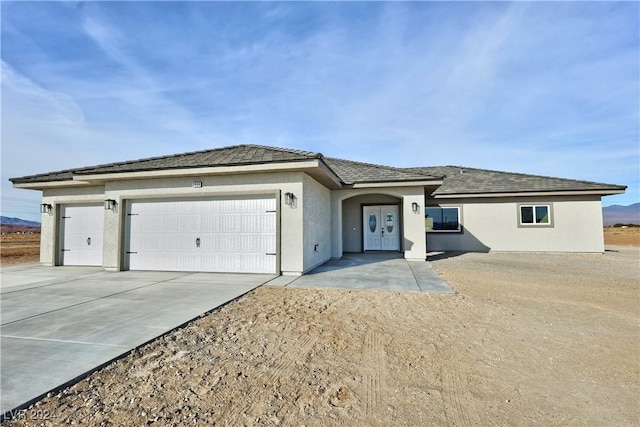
top-left (0, 228), bottom-right (40, 266)
top-left (604, 226), bottom-right (640, 246)
top-left (4, 245), bottom-right (638, 425)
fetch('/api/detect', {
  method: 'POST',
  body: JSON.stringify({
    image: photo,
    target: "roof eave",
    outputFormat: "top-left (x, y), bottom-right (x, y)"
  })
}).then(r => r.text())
top-left (12, 179), bottom-right (94, 190)
top-left (431, 188), bottom-right (626, 199)
top-left (349, 179), bottom-right (443, 188)
top-left (13, 159), bottom-right (344, 190)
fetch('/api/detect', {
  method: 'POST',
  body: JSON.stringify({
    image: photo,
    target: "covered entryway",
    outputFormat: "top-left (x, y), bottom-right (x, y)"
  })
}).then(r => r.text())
top-left (363, 205), bottom-right (400, 251)
top-left (59, 205), bottom-right (104, 266)
top-left (125, 197), bottom-right (277, 273)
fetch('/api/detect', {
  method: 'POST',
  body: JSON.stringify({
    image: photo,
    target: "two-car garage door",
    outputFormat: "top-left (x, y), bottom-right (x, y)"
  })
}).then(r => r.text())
top-left (126, 197), bottom-right (277, 274)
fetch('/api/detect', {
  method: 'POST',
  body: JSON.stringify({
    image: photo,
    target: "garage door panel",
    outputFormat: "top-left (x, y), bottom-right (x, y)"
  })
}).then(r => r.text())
top-left (199, 233), bottom-right (275, 253)
top-left (130, 252), bottom-right (200, 272)
top-left (60, 205), bottom-right (104, 267)
top-left (127, 198), bottom-right (277, 273)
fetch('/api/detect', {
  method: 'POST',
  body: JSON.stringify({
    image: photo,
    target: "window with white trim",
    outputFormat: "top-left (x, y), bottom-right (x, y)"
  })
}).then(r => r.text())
top-left (425, 206), bottom-right (461, 232)
top-left (519, 204), bottom-right (551, 225)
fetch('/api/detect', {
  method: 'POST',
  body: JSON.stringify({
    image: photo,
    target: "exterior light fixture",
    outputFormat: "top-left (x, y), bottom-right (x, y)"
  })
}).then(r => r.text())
top-left (104, 199), bottom-right (117, 212)
top-left (412, 202), bottom-right (420, 213)
top-left (284, 192), bottom-right (295, 206)
top-left (40, 203), bottom-right (53, 214)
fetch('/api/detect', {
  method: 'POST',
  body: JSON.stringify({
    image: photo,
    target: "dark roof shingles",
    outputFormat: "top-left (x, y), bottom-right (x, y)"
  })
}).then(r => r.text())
top-left (323, 158), bottom-right (440, 185)
top-left (404, 166), bottom-right (626, 194)
top-left (10, 145), bottom-right (322, 184)
top-left (10, 145), bottom-right (626, 193)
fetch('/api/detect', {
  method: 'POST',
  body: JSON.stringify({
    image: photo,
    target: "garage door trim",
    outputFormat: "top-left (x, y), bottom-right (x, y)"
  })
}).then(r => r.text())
top-left (121, 191), bottom-right (281, 274)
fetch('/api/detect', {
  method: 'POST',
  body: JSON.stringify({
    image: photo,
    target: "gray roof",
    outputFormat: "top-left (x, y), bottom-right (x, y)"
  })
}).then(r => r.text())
top-left (323, 157), bottom-right (438, 185)
top-left (10, 145), bottom-right (323, 184)
top-left (10, 144), bottom-right (626, 195)
top-left (404, 166), bottom-right (626, 195)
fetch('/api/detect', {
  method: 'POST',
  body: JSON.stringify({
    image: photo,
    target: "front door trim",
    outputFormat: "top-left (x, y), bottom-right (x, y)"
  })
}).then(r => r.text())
top-left (361, 203), bottom-right (401, 252)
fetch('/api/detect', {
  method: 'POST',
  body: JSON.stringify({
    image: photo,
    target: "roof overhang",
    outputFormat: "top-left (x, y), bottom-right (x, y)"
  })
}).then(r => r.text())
top-left (432, 189), bottom-right (626, 199)
top-left (349, 180), bottom-right (443, 189)
top-left (13, 180), bottom-right (93, 190)
top-left (12, 160), bottom-right (344, 190)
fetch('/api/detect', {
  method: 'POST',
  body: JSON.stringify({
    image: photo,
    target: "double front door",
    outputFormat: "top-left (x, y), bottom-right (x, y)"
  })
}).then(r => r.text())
top-left (363, 205), bottom-right (400, 251)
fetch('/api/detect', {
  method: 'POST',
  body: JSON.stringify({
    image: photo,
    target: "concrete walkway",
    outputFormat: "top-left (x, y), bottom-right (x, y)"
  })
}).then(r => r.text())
top-left (271, 253), bottom-right (453, 293)
top-left (0, 264), bottom-right (270, 414)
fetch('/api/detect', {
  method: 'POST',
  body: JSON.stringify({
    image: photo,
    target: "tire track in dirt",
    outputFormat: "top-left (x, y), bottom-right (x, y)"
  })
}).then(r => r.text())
top-left (435, 323), bottom-right (481, 427)
top-left (445, 369), bottom-right (473, 427)
top-left (266, 334), bottom-right (315, 385)
top-left (221, 333), bottom-right (317, 426)
top-left (361, 329), bottom-right (386, 421)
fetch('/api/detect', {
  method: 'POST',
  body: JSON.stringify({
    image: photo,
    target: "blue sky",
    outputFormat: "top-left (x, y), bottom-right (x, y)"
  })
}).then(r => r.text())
top-left (2, 1), bottom-right (638, 222)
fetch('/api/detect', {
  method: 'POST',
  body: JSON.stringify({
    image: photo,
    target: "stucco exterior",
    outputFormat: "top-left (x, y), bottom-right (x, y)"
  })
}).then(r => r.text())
top-left (342, 194), bottom-right (400, 253)
top-left (12, 145), bottom-right (625, 275)
top-left (301, 175), bottom-right (332, 273)
top-left (330, 186), bottom-right (427, 261)
top-left (427, 195), bottom-right (606, 253)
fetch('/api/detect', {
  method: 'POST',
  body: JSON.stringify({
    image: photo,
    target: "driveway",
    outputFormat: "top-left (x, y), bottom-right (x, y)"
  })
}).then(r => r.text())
top-left (270, 253), bottom-right (454, 293)
top-left (0, 264), bottom-right (271, 414)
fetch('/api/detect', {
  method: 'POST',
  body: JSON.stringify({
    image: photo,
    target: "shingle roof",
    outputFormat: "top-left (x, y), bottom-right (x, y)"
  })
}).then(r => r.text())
top-left (403, 166), bottom-right (626, 195)
top-left (323, 157), bottom-right (439, 185)
top-left (10, 145), bottom-right (323, 184)
top-left (9, 144), bottom-right (626, 195)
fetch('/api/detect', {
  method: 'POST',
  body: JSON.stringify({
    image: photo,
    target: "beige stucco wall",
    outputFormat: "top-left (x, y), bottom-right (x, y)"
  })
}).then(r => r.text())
top-left (331, 187), bottom-right (427, 260)
top-left (301, 175), bottom-right (332, 273)
top-left (40, 186), bottom-right (106, 266)
top-left (342, 194), bottom-right (400, 253)
top-left (104, 172), bottom-right (306, 273)
top-left (427, 195), bottom-right (605, 252)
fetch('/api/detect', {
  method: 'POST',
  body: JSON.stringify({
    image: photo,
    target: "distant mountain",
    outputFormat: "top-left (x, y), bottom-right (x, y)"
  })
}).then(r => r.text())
top-left (603, 203), bottom-right (640, 226)
top-left (0, 216), bottom-right (41, 227)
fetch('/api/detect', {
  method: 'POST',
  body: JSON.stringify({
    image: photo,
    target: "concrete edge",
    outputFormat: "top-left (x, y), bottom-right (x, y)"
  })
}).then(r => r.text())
top-left (0, 280), bottom-right (267, 421)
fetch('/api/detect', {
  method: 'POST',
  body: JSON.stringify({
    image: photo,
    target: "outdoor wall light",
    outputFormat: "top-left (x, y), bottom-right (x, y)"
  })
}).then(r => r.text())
top-left (104, 199), bottom-right (117, 212)
top-left (40, 203), bottom-right (53, 214)
top-left (412, 202), bottom-right (420, 213)
top-left (284, 192), bottom-right (296, 206)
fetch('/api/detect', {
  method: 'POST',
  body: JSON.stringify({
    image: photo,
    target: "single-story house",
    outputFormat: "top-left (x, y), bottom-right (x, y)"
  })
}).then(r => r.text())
top-left (10, 144), bottom-right (626, 275)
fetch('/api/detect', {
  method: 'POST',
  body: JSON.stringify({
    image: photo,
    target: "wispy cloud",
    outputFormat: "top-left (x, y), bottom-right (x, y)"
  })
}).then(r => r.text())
top-left (1, 1), bottom-right (638, 221)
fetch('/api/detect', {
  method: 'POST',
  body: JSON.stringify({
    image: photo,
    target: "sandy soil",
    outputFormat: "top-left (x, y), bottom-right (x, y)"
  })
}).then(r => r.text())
top-left (5, 246), bottom-right (638, 426)
top-left (0, 230), bottom-right (40, 266)
top-left (604, 226), bottom-right (640, 246)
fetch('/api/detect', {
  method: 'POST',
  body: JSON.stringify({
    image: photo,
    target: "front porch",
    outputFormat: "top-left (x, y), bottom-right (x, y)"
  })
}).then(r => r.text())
top-left (267, 252), bottom-right (452, 293)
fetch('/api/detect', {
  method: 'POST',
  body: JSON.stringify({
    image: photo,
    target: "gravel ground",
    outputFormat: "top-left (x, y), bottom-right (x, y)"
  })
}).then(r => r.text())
top-left (4, 247), bottom-right (639, 426)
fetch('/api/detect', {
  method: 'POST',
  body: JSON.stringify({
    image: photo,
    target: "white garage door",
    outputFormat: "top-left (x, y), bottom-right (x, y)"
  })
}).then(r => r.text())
top-left (126, 197), bottom-right (277, 273)
top-left (60, 205), bottom-right (104, 266)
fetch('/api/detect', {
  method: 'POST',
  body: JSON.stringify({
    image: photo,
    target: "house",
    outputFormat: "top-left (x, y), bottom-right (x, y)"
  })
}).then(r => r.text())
top-left (10, 144), bottom-right (626, 275)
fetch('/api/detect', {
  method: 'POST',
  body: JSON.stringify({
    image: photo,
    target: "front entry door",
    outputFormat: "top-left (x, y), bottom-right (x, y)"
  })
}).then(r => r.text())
top-left (363, 205), bottom-right (400, 251)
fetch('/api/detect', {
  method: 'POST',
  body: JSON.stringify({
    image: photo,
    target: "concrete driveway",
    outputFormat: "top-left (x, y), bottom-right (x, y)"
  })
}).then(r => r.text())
top-left (271, 253), bottom-right (454, 293)
top-left (0, 264), bottom-right (271, 414)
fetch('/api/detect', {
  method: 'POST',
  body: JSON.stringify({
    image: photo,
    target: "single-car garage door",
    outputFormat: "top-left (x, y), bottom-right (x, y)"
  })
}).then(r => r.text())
top-left (60, 205), bottom-right (104, 266)
top-left (126, 197), bottom-right (277, 273)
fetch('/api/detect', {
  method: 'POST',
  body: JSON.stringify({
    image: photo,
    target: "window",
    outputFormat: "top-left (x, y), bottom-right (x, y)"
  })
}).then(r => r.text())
top-left (426, 206), bottom-right (461, 232)
top-left (519, 204), bottom-right (551, 226)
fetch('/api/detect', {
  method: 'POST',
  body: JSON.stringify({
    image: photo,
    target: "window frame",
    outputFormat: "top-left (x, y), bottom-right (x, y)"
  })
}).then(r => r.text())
top-left (425, 205), bottom-right (462, 233)
top-left (518, 203), bottom-right (554, 228)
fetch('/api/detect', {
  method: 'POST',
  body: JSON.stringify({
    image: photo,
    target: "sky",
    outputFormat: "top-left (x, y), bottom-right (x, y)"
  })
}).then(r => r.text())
top-left (1, 1), bottom-right (638, 223)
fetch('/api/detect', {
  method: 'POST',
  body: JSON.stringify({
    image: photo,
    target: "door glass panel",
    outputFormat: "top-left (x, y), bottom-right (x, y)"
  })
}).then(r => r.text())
top-left (385, 212), bottom-right (394, 233)
top-left (368, 212), bottom-right (377, 233)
